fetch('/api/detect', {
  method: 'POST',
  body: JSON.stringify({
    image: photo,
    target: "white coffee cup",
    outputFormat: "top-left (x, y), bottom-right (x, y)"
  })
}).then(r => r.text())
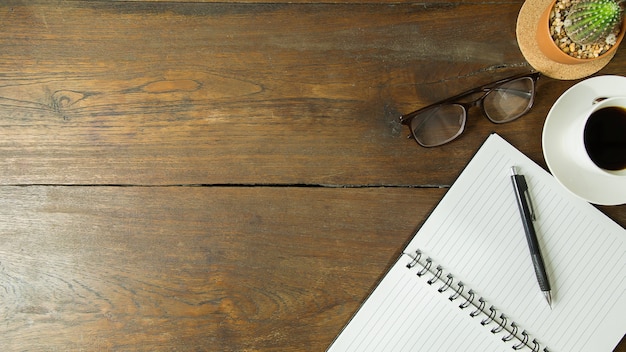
top-left (564, 97), bottom-right (626, 177)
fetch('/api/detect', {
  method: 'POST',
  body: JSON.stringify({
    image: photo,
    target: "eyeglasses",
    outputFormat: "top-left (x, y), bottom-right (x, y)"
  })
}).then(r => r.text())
top-left (399, 72), bottom-right (541, 147)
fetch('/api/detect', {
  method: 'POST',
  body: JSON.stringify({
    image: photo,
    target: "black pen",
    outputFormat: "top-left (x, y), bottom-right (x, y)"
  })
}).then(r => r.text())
top-left (510, 166), bottom-right (552, 308)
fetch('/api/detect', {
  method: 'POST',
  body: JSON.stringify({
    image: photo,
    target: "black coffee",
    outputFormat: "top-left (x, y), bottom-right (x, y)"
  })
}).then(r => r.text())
top-left (583, 106), bottom-right (626, 171)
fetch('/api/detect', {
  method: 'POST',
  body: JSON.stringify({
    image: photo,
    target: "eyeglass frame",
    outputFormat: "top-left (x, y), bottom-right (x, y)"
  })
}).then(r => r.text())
top-left (399, 72), bottom-right (541, 147)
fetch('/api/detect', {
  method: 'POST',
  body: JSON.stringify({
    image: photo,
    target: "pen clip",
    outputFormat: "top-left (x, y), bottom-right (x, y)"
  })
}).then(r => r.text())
top-left (511, 166), bottom-right (536, 221)
top-left (523, 185), bottom-right (536, 221)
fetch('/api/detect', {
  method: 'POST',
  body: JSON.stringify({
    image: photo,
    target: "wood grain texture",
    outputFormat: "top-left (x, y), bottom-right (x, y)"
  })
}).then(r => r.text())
top-left (0, 1), bottom-right (559, 186)
top-left (0, 1), bottom-right (624, 351)
top-left (0, 186), bottom-right (444, 350)
top-left (110, 0), bottom-right (498, 3)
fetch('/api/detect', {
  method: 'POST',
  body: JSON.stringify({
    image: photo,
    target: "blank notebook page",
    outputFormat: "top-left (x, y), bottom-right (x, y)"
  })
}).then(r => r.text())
top-left (403, 134), bottom-right (625, 352)
top-left (327, 255), bottom-right (514, 352)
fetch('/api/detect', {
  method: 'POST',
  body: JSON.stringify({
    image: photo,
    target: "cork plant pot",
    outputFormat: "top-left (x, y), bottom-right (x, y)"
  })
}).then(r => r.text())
top-left (536, 0), bottom-right (626, 65)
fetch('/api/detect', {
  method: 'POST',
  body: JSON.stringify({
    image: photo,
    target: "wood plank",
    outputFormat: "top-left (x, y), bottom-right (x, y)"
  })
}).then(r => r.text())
top-left (107, 0), bottom-right (501, 3)
top-left (1, 1), bottom-right (611, 186)
top-left (0, 186), bottom-right (445, 350)
top-left (1, 185), bottom-right (623, 350)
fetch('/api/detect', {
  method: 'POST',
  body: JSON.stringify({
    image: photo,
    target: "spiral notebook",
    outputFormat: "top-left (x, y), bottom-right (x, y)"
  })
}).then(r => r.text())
top-left (327, 134), bottom-right (626, 352)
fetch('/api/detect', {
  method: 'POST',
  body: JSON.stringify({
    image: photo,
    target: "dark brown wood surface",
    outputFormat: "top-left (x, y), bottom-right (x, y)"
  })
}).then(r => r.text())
top-left (0, 1), bottom-right (624, 350)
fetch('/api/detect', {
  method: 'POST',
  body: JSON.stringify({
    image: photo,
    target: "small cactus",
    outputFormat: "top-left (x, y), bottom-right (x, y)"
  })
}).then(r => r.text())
top-left (563, 0), bottom-right (625, 45)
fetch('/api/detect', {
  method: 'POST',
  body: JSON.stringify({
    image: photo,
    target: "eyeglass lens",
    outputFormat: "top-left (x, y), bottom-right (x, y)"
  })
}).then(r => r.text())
top-left (411, 105), bottom-right (465, 147)
top-left (483, 77), bottom-right (534, 123)
top-left (409, 76), bottom-right (535, 147)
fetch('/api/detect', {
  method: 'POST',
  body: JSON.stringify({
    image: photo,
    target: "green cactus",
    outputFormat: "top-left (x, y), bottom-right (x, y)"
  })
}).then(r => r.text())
top-left (563, 0), bottom-right (625, 45)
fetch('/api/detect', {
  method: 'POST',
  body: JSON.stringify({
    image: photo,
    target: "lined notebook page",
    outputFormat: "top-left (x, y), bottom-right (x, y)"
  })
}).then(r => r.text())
top-left (327, 255), bottom-right (513, 352)
top-left (404, 134), bottom-right (626, 352)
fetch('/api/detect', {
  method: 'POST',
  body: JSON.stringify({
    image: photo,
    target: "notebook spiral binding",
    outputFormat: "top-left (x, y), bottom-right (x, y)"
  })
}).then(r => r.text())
top-left (406, 250), bottom-right (550, 352)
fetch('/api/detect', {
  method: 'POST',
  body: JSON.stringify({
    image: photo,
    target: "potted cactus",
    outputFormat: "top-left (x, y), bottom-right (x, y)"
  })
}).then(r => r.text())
top-left (537, 0), bottom-right (626, 64)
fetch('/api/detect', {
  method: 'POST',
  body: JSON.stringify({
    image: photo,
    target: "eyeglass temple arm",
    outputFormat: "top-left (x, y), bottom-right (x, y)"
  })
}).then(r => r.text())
top-left (399, 88), bottom-right (477, 122)
top-left (400, 86), bottom-right (492, 123)
top-left (400, 72), bottom-right (540, 123)
top-left (435, 72), bottom-right (538, 104)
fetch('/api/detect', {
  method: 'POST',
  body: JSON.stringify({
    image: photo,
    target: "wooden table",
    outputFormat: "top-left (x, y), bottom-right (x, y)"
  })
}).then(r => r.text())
top-left (1, 1), bottom-right (624, 350)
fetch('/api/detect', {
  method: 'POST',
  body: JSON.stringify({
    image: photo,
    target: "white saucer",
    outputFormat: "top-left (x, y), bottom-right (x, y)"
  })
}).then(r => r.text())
top-left (542, 75), bottom-right (626, 206)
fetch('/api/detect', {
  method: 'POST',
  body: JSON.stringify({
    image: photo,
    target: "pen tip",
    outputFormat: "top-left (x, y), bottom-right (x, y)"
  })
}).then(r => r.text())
top-left (545, 291), bottom-right (552, 309)
top-left (510, 166), bottom-right (518, 175)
